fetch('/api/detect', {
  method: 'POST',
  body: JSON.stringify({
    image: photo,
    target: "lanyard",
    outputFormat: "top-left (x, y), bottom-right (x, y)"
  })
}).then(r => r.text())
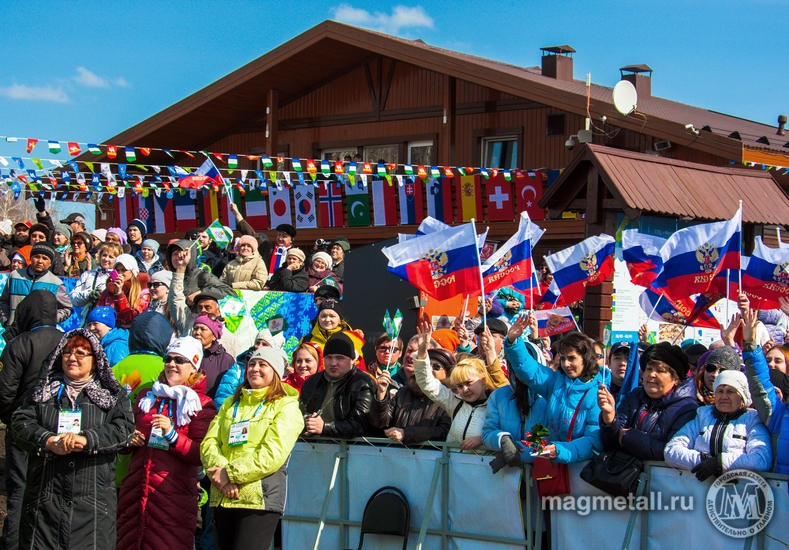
top-left (232, 398), bottom-right (265, 421)
top-left (157, 398), bottom-right (174, 417)
top-left (57, 384), bottom-right (80, 409)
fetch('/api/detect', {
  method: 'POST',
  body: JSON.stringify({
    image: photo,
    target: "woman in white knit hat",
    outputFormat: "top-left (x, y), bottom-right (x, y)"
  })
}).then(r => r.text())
top-left (664, 368), bottom-right (772, 481)
top-left (95, 253), bottom-right (150, 328)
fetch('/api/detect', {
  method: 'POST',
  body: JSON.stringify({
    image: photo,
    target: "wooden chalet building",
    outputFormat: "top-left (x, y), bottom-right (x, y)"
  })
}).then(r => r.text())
top-left (93, 20), bottom-right (789, 337)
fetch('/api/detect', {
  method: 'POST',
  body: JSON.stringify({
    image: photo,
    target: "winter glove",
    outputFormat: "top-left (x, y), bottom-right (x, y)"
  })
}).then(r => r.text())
top-left (691, 453), bottom-right (721, 482)
top-left (489, 453), bottom-right (507, 474)
top-left (500, 435), bottom-right (522, 467)
top-left (87, 289), bottom-right (102, 303)
top-left (33, 196), bottom-right (46, 213)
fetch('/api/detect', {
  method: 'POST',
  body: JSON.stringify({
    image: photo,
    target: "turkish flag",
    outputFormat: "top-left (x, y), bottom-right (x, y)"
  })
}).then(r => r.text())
top-left (515, 170), bottom-right (544, 221)
top-left (484, 174), bottom-right (514, 222)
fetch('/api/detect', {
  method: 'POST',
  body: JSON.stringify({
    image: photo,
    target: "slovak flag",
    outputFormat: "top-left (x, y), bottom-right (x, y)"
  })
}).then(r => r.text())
top-left (178, 158), bottom-right (224, 190)
top-left (621, 229), bottom-right (666, 288)
top-left (653, 205), bottom-right (741, 299)
top-left (481, 211), bottom-right (542, 292)
top-left (382, 222), bottom-right (482, 300)
top-left (544, 234), bottom-right (616, 304)
top-left (741, 236), bottom-right (789, 308)
top-left (534, 307), bottom-right (576, 337)
top-left (398, 178), bottom-right (424, 225)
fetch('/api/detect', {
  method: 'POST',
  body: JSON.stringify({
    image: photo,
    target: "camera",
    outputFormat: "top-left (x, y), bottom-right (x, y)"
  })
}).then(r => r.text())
top-left (316, 239), bottom-right (329, 246)
top-left (315, 239), bottom-right (331, 252)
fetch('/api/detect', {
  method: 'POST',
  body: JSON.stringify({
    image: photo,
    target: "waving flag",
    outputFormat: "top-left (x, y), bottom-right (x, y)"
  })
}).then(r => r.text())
top-left (638, 288), bottom-right (720, 329)
top-left (654, 206), bottom-right (741, 299)
top-left (741, 236), bottom-right (789, 308)
top-left (622, 229), bottom-right (666, 287)
top-left (511, 267), bottom-right (542, 308)
top-left (482, 211), bottom-right (542, 292)
top-left (179, 158), bottom-right (224, 190)
top-left (534, 307), bottom-right (575, 337)
top-left (544, 234), bottom-right (616, 304)
top-left (536, 279), bottom-right (562, 309)
top-left (382, 222), bottom-right (482, 300)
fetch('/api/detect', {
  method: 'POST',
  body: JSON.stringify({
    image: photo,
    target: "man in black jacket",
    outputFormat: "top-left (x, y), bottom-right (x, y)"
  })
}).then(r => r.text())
top-left (300, 332), bottom-right (376, 439)
top-left (0, 290), bottom-right (64, 550)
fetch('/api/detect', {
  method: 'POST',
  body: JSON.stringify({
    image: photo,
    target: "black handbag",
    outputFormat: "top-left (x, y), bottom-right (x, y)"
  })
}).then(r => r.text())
top-left (580, 450), bottom-right (643, 497)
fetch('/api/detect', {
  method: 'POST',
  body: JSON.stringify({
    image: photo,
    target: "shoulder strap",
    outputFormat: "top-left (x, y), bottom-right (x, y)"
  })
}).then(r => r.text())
top-left (452, 399), bottom-right (464, 420)
top-left (566, 388), bottom-right (592, 443)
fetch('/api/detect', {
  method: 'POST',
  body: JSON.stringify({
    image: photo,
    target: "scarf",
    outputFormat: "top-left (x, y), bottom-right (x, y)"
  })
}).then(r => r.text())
top-left (62, 373), bottom-right (95, 409)
top-left (138, 380), bottom-right (202, 426)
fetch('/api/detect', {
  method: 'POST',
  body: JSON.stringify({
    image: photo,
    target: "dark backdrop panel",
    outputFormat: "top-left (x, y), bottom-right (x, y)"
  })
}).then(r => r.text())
top-left (343, 237), bottom-right (419, 364)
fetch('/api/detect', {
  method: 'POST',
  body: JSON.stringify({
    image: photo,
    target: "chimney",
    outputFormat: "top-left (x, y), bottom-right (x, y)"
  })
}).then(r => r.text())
top-left (619, 64), bottom-right (653, 99)
top-left (778, 114), bottom-right (787, 136)
top-left (541, 45), bottom-right (575, 81)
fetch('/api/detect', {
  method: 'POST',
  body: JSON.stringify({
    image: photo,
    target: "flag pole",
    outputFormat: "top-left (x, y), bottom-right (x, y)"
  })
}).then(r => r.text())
top-left (472, 218), bottom-right (487, 329)
top-left (737, 200), bottom-right (743, 296)
top-left (647, 293), bottom-right (663, 322)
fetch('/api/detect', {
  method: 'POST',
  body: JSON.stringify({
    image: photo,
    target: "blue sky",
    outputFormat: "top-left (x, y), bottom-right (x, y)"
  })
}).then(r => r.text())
top-left (0, 0), bottom-right (786, 160)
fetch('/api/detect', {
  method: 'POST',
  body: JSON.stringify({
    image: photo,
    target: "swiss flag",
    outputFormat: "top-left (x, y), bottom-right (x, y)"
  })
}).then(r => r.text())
top-left (515, 170), bottom-right (544, 221)
top-left (318, 181), bottom-right (344, 228)
top-left (484, 174), bottom-right (514, 222)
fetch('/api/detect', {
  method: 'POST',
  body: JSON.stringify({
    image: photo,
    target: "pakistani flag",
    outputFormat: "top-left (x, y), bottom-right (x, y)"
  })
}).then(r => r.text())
top-left (48, 141), bottom-right (61, 154)
top-left (207, 219), bottom-right (233, 246)
top-left (345, 180), bottom-right (370, 227)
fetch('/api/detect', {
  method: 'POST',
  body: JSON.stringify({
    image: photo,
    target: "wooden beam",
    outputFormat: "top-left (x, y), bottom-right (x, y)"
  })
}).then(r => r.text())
top-left (440, 75), bottom-right (456, 165)
top-left (266, 89), bottom-right (278, 157)
top-left (380, 59), bottom-right (397, 112)
top-left (279, 53), bottom-right (377, 108)
top-left (364, 62), bottom-right (378, 116)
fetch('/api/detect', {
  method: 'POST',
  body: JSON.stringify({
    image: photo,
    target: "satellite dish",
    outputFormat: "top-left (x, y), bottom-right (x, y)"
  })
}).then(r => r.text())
top-left (613, 80), bottom-right (638, 115)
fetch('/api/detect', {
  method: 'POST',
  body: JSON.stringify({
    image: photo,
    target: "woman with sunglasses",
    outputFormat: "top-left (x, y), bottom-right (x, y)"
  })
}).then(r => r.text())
top-left (694, 346), bottom-right (742, 405)
top-left (12, 329), bottom-right (134, 549)
top-left (65, 232), bottom-right (92, 277)
top-left (201, 347), bottom-right (304, 550)
top-left (117, 336), bottom-right (217, 550)
top-left (96, 253), bottom-right (151, 329)
top-left (366, 333), bottom-right (403, 379)
top-left (191, 313), bottom-right (235, 400)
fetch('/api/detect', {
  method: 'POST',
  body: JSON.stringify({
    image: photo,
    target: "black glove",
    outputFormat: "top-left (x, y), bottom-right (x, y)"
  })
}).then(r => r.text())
top-left (500, 435), bottom-right (522, 467)
top-left (691, 453), bottom-right (721, 482)
top-left (33, 196), bottom-right (46, 213)
top-left (489, 453), bottom-right (507, 474)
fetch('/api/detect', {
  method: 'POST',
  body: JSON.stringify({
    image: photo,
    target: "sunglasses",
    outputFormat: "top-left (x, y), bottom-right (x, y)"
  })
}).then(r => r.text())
top-left (704, 363), bottom-right (725, 374)
top-left (165, 355), bottom-right (192, 365)
top-left (64, 350), bottom-right (92, 359)
top-left (149, 282), bottom-right (167, 290)
top-left (377, 346), bottom-right (400, 353)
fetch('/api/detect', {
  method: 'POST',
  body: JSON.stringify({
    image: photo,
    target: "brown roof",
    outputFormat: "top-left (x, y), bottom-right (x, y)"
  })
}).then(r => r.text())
top-left (539, 144), bottom-right (789, 225)
top-left (97, 20), bottom-right (787, 163)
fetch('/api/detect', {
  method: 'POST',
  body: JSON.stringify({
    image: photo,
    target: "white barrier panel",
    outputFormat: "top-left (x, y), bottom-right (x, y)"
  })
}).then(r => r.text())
top-left (281, 442), bottom-right (526, 550)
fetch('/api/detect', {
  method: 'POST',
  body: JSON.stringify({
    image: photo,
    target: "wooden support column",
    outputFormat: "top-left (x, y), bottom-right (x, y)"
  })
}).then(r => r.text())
top-left (266, 89), bottom-right (278, 157)
top-left (440, 75), bottom-right (456, 166)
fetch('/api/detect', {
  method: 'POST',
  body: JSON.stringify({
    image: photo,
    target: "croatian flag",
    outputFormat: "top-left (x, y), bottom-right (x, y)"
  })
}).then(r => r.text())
top-left (133, 193), bottom-right (154, 234)
top-left (178, 158), bottom-right (224, 189)
top-left (382, 222), bottom-right (482, 300)
top-left (534, 307), bottom-right (575, 337)
top-left (173, 191), bottom-right (198, 232)
top-left (741, 236), bottom-right (789, 308)
top-left (544, 234), bottom-right (616, 304)
top-left (638, 287), bottom-right (720, 329)
top-left (398, 178), bottom-right (424, 225)
top-left (654, 206), bottom-right (741, 299)
top-left (621, 229), bottom-right (666, 288)
top-left (426, 178), bottom-right (453, 224)
top-left (482, 212), bottom-right (542, 292)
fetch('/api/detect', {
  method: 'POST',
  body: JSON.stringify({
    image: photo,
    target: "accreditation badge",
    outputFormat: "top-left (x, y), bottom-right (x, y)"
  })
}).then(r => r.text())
top-left (57, 410), bottom-right (82, 435)
top-left (228, 420), bottom-right (250, 446)
top-left (148, 426), bottom-right (170, 450)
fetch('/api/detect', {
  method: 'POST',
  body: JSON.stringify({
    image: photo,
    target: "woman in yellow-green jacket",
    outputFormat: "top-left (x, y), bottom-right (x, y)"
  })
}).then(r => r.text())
top-left (200, 346), bottom-right (304, 550)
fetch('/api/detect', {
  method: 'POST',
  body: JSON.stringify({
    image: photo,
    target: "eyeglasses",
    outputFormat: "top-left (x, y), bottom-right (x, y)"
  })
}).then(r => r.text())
top-left (705, 363), bottom-right (725, 374)
top-left (377, 346), bottom-right (400, 353)
top-left (596, 354), bottom-right (605, 359)
top-left (63, 350), bottom-right (92, 359)
top-left (71, 241), bottom-right (85, 247)
top-left (165, 355), bottom-right (192, 365)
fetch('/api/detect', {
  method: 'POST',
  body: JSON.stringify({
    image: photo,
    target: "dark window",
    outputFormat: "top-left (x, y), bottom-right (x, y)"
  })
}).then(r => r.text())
top-left (546, 113), bottom-right (566, 137)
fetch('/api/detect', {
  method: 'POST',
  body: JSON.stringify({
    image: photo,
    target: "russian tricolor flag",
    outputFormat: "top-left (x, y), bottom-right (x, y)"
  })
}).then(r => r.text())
top-left (534, 307), bottom-right (576, 337)
top-left (653, 206), bottom-right (741, 300)
top-left (178, 158), bottom-right (224, 190)
top-left (382, 222), bottom-right (482, 300)
top-left (638, 287), bottom-right (720, 329)
top-left (482, 212), bottom-right (543, 292)
top-left (545, 234), bottom-right (616, 305)
top-left (742, 236), bottom-right (789, 308)
top-left (536, 279), bottom-right (562, 309)
top-left (621, 229), bottom-right (666, 288)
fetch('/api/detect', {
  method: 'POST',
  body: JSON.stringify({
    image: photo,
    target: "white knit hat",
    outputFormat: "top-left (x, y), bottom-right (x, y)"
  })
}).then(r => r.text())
top-left (166, 337), bottom-right (204, 370)
top-left (311, 251), bottom-right (333, 269)
top-left (714, 370), bottom-right (752, 408)
top-left (255, 327), bottom-right (286, 350)
top-left (248, 347), bottom-right (289, 379)
top-left (114, 253), bottom-right (140, 276)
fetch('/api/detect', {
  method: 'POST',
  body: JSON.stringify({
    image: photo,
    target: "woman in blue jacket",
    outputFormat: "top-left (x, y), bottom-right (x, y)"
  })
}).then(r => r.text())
top-left (483, 340), bottom-right (547, 473)
top-left (598, 342), bottom-right (699, 460)
top-left (504, 314), bottom-right (604, 464)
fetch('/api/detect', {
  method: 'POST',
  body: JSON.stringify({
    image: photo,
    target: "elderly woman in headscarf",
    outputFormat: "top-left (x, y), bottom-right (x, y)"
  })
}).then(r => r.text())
top-left (116, 336), bottom-right (217, 550)
top-left (12, 329), bottom-right (134, 549)
top-left (306, 251), bottom-right (342, 295)
top-left (219, 235), bottom-right (268, 290)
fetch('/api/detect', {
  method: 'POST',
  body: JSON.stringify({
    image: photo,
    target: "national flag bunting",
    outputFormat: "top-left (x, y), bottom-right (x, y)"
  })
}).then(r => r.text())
top-left (515, 170), bottom-right (544, 221)
top-left (372, 178), bottom-right (397, 226)
top-left (26, 139), bottom-right (38, 154)
top-left (294, 186), bottom-right (317, 228)
top-left (485, 174), bottom-right (514, 222)
top-left (318, 182), bottom-right (344, 227)
top-left (48, 141), bottom-right (61, 154)
top-left (125, 147), bottom-right (136, 162)
top-left (67, 142), bottom-right (81, 156)
top-left (345, 181), bottom-right (370, 227)
top-left (455, 175), bottom-right (482, 222)
top-left (426, 177), bottom-right (453, 224)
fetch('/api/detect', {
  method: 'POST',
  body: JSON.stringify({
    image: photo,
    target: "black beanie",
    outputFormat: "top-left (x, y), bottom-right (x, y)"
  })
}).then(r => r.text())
top-left (30, 242), bottom-right (56, 263)
top-left (324, 332), bottom-right (356, 358)
top-left (639, 342), bottom-right (689, 381)
top-left (318, 298), bottom-right (343, 319)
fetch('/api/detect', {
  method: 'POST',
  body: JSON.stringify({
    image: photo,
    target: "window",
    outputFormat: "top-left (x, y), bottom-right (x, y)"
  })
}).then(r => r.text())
top-left (363, 145), bottom-right (398, 165)
top-left (322, 148), bottom-right (357, 162)
top-left (408, 141), bottom-right (433, 165)
top-left (546, 113), bottom-right (566, 137)
top-left (482, 137), bottom-right (518, 169)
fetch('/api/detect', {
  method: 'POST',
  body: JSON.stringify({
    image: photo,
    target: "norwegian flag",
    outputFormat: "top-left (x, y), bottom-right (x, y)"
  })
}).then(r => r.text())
top-left (318, 181), bottom-right (344, 227)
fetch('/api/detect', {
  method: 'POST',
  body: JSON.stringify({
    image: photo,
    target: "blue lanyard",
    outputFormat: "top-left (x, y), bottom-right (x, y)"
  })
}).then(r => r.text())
top-left (57, 384), bottom-right (80, 410)
top-left (232, 398), bottom-right (265, 421)
top-left (156, 398), bottom-right (174, 417)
